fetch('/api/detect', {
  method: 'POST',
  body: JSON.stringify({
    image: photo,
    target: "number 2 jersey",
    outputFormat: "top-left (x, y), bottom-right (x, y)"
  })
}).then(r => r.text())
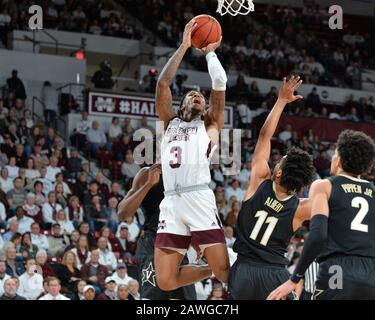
top-left (160, 116), bottom-right (215, 191)
top-left (317, 175), bottom-right (375, 262)
top-left (233, 179), bottom-right (300, 266)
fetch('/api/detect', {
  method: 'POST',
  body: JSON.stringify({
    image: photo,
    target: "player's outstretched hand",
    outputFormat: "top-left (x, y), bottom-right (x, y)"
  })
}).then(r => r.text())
top-left (147, 164), bottom-right (162, 187)
top-left (198, 36), bottom-right (222, 55)
top-left (266, 279), bottom-right (297, 300)
top-left (182, 19), bottom-right (198, 49)
top-left (278, 75), bottom-right (303, 104)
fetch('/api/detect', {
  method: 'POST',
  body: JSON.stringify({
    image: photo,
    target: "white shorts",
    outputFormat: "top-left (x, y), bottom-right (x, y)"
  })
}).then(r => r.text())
top-left (155, 189), bottom-right (225, 254)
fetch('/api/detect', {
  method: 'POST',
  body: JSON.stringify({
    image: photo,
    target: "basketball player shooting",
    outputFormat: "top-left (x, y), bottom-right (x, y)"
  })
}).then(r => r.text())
top-left (153, 18), bottom-right (230, 291)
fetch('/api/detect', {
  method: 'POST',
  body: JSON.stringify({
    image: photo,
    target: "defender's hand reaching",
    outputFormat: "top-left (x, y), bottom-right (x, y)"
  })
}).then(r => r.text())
top-left (278, 75), bottom-right (303, 104)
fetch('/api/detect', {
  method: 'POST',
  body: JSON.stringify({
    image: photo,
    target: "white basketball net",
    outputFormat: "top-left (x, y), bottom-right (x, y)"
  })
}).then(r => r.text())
top-left (216, 0), bottom-right (254, 16)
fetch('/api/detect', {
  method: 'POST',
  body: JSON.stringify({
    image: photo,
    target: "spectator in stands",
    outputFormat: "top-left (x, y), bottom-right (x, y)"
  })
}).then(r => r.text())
top-left (7, 206), bottom-right (34, 234)
top-left (0, 278), bottom-right (26, 300)
top-left (0, 168), bottom-right (13, 193)
top-left (33, 181), bottom-right (47, 207)
top-left (5, 156), bottom-right (19, 179)
top-left (55, 251), bottom-right (81, 294)
top-left (80, 249), bottom-right (108, 293)
top-left (47, 223), bottom-right (66, 257)
top-left (18, 258), bottom-right (44, 300)
top-left (99, 226), bottom-right (121, 259)
top-left (87, 195), bottom-right (108, 232)
top-left (115, 225), bottom-right (134, 262)
top-left (65, 196), bottom-right (84, 229)
top-left (224, 226), bottom-right (236, 248)
top-left (46, 157), bottom-right (62, 183)
top-left (225, 179), bottom-right (244, 203)
top-left (108, 117), bottom-right (122, 143)
top-left (25, 158), bottom-right (40, 180)
top-left (208, 283), bottom-right (225, 300)
top-left (78, 222), bottom-right (97, 250)
top-left (24, 109), bottom-right (34, 129)
top-left (7, 177), bottom-right (27, 210)
top-left (278, 123), bottom-right (293, 143)
top-left (10, 233), bottom-right (22, 255)
top-left (70, 111), bottom-right (92, 149)
top-left (128, 279), bottom-right (140, 300)
top-left (64, 230), bottom-right (80, 252)
top-left (305, 87), bottom-right (321, 111)
top-left (97, 237), bottom-right (117, 272)
top-left (0, 260), bottom-right (11, 296)
top-left (19, 232), bottom-right (38, 259)
top-left (35, 250), bottom-right (55, 278)
top-left (91, 60), bottom-right (114, 89)
top-left (122, 118), bottom-right (135, 136)
top-left (314, 150), bottom-right (331, 178)
top-left (111, 262), bottom-right (133, 286)
top-left (117, 215), bottom-right (140, 243)
top-left (38, 277), bottom-right (70, 300)
top-left (42, 192), bottom-right (63, 230)
top-left (121, 150), bottom-right (141, 189)
top-left (117, 284), bottom-right (130, 300)
top-left (225, 200), bottom-right (241, 228)
top-left (4, 245), bottom-right (25, 276)
top-left (55, 183), bottom-right (68, 208)
top-left (106, 196), bottom-right (119, 233)
top-left (54, 209), bottom-right (75, 235)
top-left (109, 182), bottom-right (123, 204)
top-left (346, 107), bottom-right (361, 122)
top-left (34, 167), bottom-right (53, 194)
top-left (31, 223), bottom-right (49, 251)
top-left (87, 121), bottom-right (111, 156)
top-left (66, 148), bottom-right (82, 179)
top-left (97, 276), bottom-right (117, 300)
top-left (95, 171), bottom-right (110, 202)
top-left (23, 193), bottom-right (42, 225)
top-left (7, 70), bottom-right (26, 100)
top-left (2, 220), bottom-right (19, 242)
top-left (54, 173), bottom-right (71, 195)
top-left (41, 81), bottom-right (59, 127)
top-left (70, 235), bottom-right (91, 270)
top-left (82, 284), bottom-right (96, 300)
top-left (71, 280), bottom-right (87, 300)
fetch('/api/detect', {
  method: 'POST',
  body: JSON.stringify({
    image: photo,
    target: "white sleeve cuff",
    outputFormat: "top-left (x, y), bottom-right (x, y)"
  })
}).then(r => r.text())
top-left (206, 52), bottom-right (227, 91)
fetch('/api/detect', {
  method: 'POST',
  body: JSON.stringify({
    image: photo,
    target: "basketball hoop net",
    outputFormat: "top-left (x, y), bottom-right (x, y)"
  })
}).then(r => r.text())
top-left (216, 0), bottom-right (254, 16)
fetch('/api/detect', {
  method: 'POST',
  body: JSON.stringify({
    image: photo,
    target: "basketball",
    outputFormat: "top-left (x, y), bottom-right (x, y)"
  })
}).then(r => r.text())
top-left (191, 14), bottom-right (222, 49)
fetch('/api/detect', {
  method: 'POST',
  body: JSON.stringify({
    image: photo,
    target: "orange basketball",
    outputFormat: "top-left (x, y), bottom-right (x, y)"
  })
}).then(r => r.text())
top-left (191, 15), bottom-right (222, 49)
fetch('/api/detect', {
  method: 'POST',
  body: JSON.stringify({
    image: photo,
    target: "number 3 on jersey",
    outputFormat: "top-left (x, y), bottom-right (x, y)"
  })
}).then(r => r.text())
top-left (250, 210), bottom-right (279, 246)
top-left (169, 146), bottom-right (182, 168)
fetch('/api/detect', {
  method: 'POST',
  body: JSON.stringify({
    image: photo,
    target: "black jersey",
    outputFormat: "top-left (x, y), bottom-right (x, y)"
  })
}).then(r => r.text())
top-left (233, 179), bottom-right (299, 266)
top-left (318, 175), bottom-right (375, 262)
top-left (141, 176), bottom-right (164, 233)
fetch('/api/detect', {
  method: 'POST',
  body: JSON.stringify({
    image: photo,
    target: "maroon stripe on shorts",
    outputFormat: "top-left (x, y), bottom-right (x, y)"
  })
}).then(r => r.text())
top-left (191, 229), bottom-right (225, 247)
top-left (155, 233), bottom-right (191, 249)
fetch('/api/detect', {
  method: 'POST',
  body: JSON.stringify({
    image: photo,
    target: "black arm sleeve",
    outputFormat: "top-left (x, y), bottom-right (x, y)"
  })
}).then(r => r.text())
top-left (291, 214), bottom-right (328, 283)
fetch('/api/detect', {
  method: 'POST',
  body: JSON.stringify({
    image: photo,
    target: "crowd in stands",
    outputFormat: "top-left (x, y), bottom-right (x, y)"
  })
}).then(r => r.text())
top-left (0, 0), bottom-right (142, 48)
top-left (126, 0), bottom-right (374, 90)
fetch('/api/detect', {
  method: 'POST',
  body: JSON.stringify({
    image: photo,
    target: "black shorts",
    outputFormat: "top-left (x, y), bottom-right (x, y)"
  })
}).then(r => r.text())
top-left (313, 255), bottom-right (375, 300)
top-left (229, 256), bottom-right (293, 300)
top-left (135, 230), bottom-right (197, 300)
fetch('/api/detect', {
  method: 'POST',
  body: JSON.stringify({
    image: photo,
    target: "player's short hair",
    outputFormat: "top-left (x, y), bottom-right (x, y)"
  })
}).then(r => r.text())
top-left (337, 130), bottom-right (375, 175)
top-left (280, 147), bottom-right (315, 192)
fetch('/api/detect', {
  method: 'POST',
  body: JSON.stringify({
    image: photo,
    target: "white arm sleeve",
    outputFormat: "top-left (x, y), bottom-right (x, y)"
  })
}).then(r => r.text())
top-left (206, 52), bottom-right (227, 91)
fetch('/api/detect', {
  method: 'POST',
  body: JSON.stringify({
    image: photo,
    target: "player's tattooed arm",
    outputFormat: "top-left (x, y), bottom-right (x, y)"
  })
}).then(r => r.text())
top-left (244, 76), bottom-right (303, 201)
top-left (118, 165), bottom-right (161, 221)
top-left (156, 19), bottom-right (197, 123)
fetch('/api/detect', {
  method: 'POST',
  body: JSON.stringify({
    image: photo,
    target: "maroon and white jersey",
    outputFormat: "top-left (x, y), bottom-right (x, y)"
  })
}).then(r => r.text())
top-left (161, 117), bottom-right (216, 191)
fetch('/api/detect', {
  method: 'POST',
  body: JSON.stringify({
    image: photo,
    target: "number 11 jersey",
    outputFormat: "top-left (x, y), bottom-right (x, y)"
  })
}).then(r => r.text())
top-left (233, 179), bottom-right (299, 266)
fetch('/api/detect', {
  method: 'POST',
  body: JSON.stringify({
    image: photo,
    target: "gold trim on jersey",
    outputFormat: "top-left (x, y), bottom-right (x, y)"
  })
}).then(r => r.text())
top-left (272, 181), bottom-right (294, 202)
top-left (338, 174), bottom-right (370, 184)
